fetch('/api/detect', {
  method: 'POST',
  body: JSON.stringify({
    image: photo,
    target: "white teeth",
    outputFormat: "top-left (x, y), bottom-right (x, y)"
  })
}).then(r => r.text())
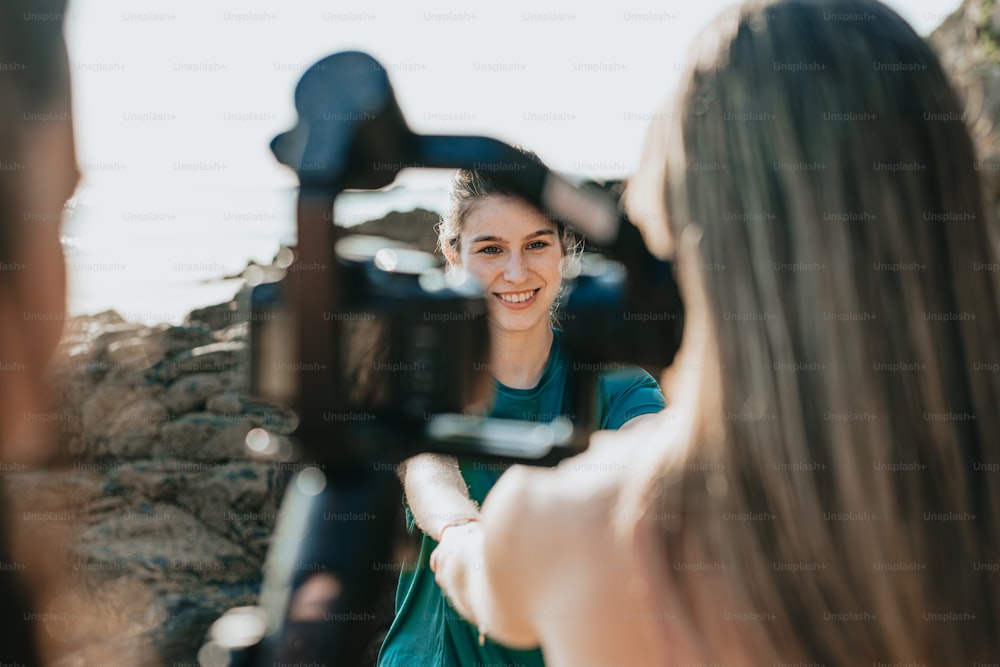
top-left (499, 290), bottom-right (535, 303)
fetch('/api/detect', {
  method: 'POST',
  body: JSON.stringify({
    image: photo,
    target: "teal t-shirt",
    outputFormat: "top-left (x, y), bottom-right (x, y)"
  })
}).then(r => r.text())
top-left (377, 330), bottom-right (666, 667)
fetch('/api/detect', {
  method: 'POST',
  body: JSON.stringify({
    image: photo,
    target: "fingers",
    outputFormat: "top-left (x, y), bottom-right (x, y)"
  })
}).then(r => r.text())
top-left (429, 546), bottom-right (440, 573)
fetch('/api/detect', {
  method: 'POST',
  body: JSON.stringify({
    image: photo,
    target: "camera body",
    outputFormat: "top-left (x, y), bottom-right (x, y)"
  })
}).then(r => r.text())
top-left (250, 237), bottom-right (492, 430)
top-left (248, 224), bottom-right (682, 468)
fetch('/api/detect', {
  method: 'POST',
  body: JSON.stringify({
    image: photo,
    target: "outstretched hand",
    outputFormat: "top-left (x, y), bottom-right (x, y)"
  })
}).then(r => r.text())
top-left (430, 522), bottom-right (486, 628)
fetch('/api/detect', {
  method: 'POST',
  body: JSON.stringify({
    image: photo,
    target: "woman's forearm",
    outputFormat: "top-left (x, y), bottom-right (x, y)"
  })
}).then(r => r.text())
top-left (434, 465), bottom-right (542, 649)
top-left (400, 453), bottom-right (480, 540)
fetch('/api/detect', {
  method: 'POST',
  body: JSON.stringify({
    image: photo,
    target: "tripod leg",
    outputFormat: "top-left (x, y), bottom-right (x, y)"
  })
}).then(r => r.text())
top-left (202, 466), bottom-right (400, 665)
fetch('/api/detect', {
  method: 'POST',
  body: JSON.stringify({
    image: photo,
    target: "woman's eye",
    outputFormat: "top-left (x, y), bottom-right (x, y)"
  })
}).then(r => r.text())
top-left (528, 241), bottom-right (549, 250)
top-left (479, 246), bottom-right (502, 255)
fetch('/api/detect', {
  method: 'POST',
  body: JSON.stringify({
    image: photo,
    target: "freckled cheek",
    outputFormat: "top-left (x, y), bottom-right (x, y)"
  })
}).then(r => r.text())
top-left (530, 254), bottom-right (563, 285)
top-left (461, 259), bottom-right (500, 292)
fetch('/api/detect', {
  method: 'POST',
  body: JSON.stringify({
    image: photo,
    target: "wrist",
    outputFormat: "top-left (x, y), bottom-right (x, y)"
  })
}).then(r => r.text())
top-left (438, 516), bottom-right (480, 542)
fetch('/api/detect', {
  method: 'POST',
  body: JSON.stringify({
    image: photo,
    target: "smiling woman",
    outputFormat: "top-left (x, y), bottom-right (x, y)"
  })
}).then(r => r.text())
top-left (376, 154), bottom-right (666, 667)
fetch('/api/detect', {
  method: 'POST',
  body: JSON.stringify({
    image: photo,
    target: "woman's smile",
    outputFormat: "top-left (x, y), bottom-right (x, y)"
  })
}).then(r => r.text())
top-left (494, 288), bottom-right (540, 309)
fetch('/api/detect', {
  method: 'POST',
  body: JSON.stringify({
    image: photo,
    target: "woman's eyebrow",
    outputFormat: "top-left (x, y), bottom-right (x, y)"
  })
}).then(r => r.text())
top-left (470, 234), bottom-right (506, 244)
top-left (469, 229), bottom-right (556, 244)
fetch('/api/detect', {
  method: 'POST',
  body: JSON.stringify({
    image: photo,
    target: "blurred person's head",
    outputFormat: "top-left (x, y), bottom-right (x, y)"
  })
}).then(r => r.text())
top-left (625, 0), bottom-right (1000, 664)
top-left (438, 152), bottom-right (581, 333)
top-left (0, 0), bottom-right (77, 460)
top-left (0, 0), bottom-right (77, 661)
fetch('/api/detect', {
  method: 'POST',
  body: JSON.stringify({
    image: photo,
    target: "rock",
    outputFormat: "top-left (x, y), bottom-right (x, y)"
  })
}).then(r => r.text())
top-left (154, 412), bottom-right (252, 461)
top-left (157, 342), bottom-right (247, 383)
top-left (205, 391), bottom-right (242, 415)
top-left (164, 371), bottom-right (243, 414)
top-left (350, 208), bottom-right (442, 255)
top-left (70, 320), bottom-right (145, 352)
top-left (185, 300), bottom-right (241, 332)
top-left (185, 287), bottom-right (251, 332)
top-left (173, 461), bottom-right (277, 560)
top-left (105, 459), bottom-right (192, 504)
top-left (42, 453), bottom-right (280, 664)
top-left (929, 0), bottom-right (1000, 200)
top-left (105, 336), bottom-right (167, 371)
top-left (216, 321), bottom-right (249, 343)
top-left (73, 502), bottom-right (259, 588)
top-left (98, 325), bottom-right (217, 373)
top-left (51, 321), bottom-right (148, 421)
top-left (95, 398), bottom-right (171, 459)
top-left (150, 325), bottom-right (219, 357)
top-left (205, 392), bottom-right (300, 434)
top-left (80, 383), bottom-right (162, 458)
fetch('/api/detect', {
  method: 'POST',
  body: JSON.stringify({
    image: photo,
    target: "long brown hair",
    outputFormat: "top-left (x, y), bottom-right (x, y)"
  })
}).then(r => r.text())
top-left (633, 0), bottom-right (1000, 663)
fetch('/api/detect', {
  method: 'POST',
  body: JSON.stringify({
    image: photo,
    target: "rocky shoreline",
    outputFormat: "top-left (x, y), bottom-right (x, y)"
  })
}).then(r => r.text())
top-left (7, 300), bottom-right (290, 664)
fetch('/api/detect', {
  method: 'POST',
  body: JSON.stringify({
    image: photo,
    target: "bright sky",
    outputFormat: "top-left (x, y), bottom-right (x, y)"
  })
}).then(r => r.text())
top-left (58, 0), bottom-right (965, 323)
top-left (63, 0), bottom-right (964, 187)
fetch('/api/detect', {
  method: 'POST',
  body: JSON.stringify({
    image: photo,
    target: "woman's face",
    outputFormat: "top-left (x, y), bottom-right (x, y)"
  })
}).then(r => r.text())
top-left (457, 196), bottom-right (564, 334)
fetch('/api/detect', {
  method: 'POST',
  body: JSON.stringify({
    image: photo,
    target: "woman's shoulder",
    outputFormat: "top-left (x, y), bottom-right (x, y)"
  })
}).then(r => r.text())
top-left (596, 365), bottom-right (662, 397)
top-left (595, 365), bottom-right (667, 429)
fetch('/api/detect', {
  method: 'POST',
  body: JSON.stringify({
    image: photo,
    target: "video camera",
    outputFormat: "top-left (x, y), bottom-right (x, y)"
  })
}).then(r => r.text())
top-left (198, 50), bottom-right (683, 666)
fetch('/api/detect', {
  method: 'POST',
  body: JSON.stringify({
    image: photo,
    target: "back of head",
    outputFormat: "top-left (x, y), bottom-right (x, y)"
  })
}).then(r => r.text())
top-left (0, 0), bottom-right (70, 661)
top-left (638, 0), bottom-right (1000, 663)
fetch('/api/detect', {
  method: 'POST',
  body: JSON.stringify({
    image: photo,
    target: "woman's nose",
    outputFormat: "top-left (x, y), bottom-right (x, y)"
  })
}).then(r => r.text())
top-left (503, 251), bottom-right (528, 282)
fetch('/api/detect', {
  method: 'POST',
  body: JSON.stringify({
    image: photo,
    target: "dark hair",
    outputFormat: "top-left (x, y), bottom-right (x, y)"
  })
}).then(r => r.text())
top-left (636, 0), bottom-right (1000, 664)
top-left (0, 0), bottom-right (70, 263)
top-left (0, 0), bottom-right (70, 111)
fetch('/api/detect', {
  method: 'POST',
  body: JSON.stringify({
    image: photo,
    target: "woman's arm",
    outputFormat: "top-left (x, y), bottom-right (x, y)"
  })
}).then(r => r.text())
top-left (431, 464), bottom-right (545, 648)
top-left (399, 453), bottom-right (480, 540)
top-left (620, 412), bottom-right (664, 431)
